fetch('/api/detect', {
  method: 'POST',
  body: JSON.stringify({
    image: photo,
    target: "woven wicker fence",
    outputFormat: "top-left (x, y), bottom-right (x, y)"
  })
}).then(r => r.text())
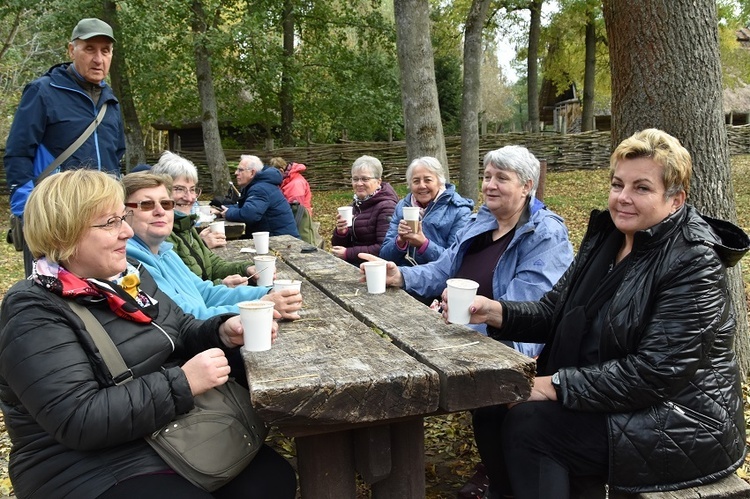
top-left (2, 127), bottom-right (749, 195)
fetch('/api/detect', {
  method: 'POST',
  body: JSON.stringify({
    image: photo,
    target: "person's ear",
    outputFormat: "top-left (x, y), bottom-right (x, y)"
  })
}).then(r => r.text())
top-left (671, 190), bottom-right (686, 213)
top-left (68, 42), bottom-right (75, 59)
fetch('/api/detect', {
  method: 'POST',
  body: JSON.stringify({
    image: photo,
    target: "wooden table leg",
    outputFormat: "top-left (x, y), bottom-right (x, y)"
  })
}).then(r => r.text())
top-left (354, 424), bottom-right (392, 483)
top-left (371, 418), bottom-right (425, 499)
top-left (295, 430), bottom-right (356, 498)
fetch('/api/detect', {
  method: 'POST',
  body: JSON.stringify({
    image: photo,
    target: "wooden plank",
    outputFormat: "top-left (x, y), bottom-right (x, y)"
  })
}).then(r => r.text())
top-left (219, 236), bottom-right (535, 412)
top-left (217, 249), bottom-right (441, 426)
top-left (635, 474), bottom-right (750, 499)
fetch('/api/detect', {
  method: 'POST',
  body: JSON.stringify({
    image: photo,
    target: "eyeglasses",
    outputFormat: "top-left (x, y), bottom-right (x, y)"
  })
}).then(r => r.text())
top-left (91, 210), bottom-right (134, 231)
top-left (351, 176), bottom-right (375, 183)
top-left (173, 185), bottom-right (202, 197)
top-left (125, 199), bottom-right (176, 211)
top-left (235, 167), bottom-right (250, 173)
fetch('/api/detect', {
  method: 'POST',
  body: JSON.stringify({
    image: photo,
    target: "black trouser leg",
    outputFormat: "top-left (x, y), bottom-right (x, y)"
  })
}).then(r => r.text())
top-left (501, 401), bottom-right (609, 499)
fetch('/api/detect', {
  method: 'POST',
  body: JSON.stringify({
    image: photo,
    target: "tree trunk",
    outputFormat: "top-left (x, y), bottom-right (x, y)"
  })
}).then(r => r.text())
top-left (393, 0), bottom-right (448, 176)
top-left (580, 7), bottom-right (596, 132)
top-left (526, 0), bottom-right (543, 133)
top-left (102, 0), bottom-right (146, 171)
top-left (190, 0), bottom-right (229, 196)
top-left (280, 0), bottom-right (295, 147)
top-left (458, 0), bottom-right (492, 202)
top-left (602, 0), bottom-right (749, 377)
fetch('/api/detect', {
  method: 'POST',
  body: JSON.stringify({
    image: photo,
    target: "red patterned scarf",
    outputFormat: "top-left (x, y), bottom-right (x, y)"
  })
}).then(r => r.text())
top-left (33, 258), bottom-right (156, 323)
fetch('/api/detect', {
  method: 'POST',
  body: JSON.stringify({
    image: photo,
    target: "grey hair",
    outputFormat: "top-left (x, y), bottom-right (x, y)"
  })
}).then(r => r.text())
top-left (351, 155), bottom-right (383, 179)
top-left (483, 146), bottom-right (539, 198)
top-left (240, 155), bottom-right (264, 173)
top-left (151, 150), bottom-right (198, 182)
top-left (406, 156), bottom-right (446, 186)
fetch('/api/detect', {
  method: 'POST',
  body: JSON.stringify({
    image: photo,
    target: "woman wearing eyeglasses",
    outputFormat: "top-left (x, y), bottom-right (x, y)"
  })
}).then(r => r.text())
top-left (123, 173), bottom-right (302, 321)
top-left (0, 169), bottom-right (297, 499)
top-left (331, 155), bottom-right (399, 266)
top-left (151, 151), bottom-right (261, 288)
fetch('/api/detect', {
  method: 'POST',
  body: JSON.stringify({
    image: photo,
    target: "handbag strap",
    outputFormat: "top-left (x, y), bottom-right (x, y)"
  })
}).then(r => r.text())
top-left (67, 300), bottom-right (134, 385)
top-left (36, 103), bottom-right (109, 186)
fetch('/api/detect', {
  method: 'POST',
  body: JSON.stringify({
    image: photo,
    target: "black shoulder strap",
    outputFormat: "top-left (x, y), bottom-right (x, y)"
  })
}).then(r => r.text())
top-left (67, 300), bottom-right (133, 385)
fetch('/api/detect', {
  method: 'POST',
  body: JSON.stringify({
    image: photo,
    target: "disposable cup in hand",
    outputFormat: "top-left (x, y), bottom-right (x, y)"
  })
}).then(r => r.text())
top-left (363, 261), bottom-right (387, 294)
top-left (338, 206), bottom-right (353, 227)
top-left (446, 278), bottom-right (480, 325)
top-left (273, 279), bottom-right (302, 293)
top-left (402, 206), bottom-right (420, 232)
top-left (209, 221), bottom-right (225, 234)
top-left (253, 255), bottom-right (276, 287)
top-left (238, 301), bottom-right (275, 352)
top-left (252, 231), bottom-right (270, 254)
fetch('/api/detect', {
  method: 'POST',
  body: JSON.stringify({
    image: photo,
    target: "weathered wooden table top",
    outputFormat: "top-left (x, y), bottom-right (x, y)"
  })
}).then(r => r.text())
top-left (214, 235), bottom-right (534, 428)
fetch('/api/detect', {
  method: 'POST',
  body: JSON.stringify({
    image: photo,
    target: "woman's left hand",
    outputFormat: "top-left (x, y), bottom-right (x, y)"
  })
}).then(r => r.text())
top-left (219, 316), bottom-right (244, 347)
top-left (219, 313), bottom-right (282, 348)
top-left (528, 375), bottom-right (558, 401)
top-left (397, 220), bottom-right (425, 247)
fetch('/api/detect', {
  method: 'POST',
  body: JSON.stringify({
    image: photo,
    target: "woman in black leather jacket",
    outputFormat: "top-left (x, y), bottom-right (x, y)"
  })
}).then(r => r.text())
top-left (0, 169), bottom-right (296, 499)
top-left (450, 129), bottom-right (750, 498)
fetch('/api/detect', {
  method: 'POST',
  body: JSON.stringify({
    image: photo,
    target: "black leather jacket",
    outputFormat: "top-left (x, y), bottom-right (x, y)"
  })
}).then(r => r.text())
top-left (493, 205), bottom-right (749, 493)
top-left (0, 263), bottom-right (233, 499)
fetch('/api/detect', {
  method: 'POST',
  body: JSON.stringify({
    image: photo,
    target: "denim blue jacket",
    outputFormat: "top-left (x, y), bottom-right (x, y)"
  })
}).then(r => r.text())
top-left (401, 197), bottom-right (574, 357)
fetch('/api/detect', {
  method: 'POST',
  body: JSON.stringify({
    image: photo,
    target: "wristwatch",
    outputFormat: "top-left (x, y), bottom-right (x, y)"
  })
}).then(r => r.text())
top-left (550, 371), bottom-right (562, 397)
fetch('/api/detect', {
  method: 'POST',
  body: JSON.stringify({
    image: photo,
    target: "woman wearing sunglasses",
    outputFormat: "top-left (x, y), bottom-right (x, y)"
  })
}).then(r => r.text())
top-left (123, 173), bottom-right (302, 321)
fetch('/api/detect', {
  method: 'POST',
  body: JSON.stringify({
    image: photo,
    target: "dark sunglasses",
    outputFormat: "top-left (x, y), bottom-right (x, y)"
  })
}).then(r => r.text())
top-left (125, 199), bottom-right (176, 211)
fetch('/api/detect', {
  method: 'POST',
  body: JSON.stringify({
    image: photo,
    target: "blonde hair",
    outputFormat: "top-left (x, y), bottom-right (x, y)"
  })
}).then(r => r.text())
top-left (24, 169), bottom-right (124, 262)
top-left (610, 128), bottom-right (692, 198)
top-left (269, 157), bottom-right (287, 170)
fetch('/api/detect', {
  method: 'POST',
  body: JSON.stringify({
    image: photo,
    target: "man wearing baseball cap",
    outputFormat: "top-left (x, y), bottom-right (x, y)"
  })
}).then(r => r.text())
top-left (4, 18), bottom-right (126, 276)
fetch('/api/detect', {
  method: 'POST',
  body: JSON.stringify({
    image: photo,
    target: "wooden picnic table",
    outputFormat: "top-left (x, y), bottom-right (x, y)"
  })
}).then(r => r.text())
top-left (213, 235), bottom-right (535, 498)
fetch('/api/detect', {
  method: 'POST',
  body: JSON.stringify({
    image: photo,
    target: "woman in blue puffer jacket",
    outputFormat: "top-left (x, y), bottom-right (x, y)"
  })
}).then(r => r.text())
top-left (380, 156), bottom-right (474, 268)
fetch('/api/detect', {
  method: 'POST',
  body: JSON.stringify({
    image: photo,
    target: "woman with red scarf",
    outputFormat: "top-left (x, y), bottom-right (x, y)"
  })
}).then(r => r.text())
top-left (0, 170), bottom-right (296, 499)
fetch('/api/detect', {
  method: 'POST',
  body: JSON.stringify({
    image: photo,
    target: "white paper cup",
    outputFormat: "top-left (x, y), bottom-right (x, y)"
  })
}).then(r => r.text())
top-left (253, 255), bottom-right (276, 287)
top-left (252, 231), bottom-right (270, 254)
top-left (338, 206), bottom-right (353, 227)
top-left (446, 278), bottom-right (480, 325)
top-left (402, 206), bottom-right (420, 232)
top-left (238, 301), bottom-right (275, 352)
top-left (273, 279), bottom-right (302, 293)
top-left (209, 221), bottom-right (225, 234)
top-left (362, 261), bottom-right (387, 294)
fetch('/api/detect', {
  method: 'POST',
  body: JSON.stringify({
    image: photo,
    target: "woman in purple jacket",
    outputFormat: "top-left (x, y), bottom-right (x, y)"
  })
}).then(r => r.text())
top-left (331, 155), bottom-right (398, 266)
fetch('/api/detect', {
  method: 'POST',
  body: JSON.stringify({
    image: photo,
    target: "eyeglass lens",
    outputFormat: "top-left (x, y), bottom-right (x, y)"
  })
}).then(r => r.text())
top-left (174, 186), bottom-right (201, 196)
top-left (352, 177), bottom-right (373, 183)
top-left (125, 199), bottom-right (176, 211)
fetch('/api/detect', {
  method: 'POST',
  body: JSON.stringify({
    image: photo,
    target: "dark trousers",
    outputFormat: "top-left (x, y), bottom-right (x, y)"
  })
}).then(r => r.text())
top-left (97, 444), bottom-right (297, 499)
top-left (473, 401), bottom-right (609, 499)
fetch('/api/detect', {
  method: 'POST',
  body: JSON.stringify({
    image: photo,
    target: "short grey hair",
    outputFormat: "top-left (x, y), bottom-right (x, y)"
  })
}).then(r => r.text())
top-left (151, 151), bottom-right (198, 182)
top-left (406, 156), bottom-right (446, 186)
top-left (483, 146), bottom-right (539, 198)
top-left (351, 155), bottom-right (383, 179)
top-left (240, 155), bottom-right (264, 174)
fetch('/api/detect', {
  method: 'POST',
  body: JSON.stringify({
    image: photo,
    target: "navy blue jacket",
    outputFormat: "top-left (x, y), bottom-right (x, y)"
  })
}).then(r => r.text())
top-left (225, 166), bottom-right (300, 238)
top-left (4, 63), bottom-right (126, 216)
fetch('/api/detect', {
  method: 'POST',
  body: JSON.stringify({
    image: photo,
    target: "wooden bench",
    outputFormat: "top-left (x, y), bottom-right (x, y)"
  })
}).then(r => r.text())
top-left (572, 473), bottom-right (750, 498)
